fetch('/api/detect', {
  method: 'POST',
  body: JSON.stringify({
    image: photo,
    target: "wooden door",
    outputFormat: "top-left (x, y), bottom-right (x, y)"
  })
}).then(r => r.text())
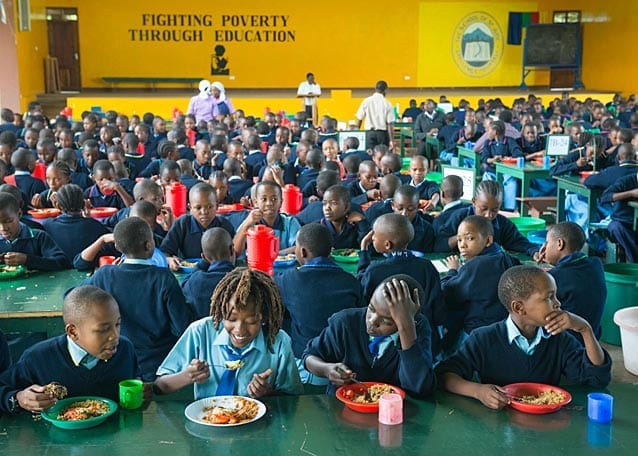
top-left (46, 8), bottom-right (81, 91)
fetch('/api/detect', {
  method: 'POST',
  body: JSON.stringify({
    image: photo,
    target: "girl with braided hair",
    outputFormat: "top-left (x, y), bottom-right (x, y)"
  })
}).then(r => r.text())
top-left (155, 267), bottom-right (302, 399)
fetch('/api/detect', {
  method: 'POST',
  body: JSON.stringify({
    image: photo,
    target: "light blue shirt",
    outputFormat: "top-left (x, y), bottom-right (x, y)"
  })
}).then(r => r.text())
top-left (156, 317), bottom-right (302, 399)
top-left (120, 249), bottom-right (168, 268)
top-left (505, 316), bottom-right (551, 356)
top-left (372, 332), bottom-right (400, 358)
top-left (67, 336), bottom-right (99, 369)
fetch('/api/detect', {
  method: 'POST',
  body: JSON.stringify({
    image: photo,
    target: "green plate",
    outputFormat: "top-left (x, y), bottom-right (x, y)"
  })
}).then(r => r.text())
top-left (0, 264), bottom-right (25, 279)
top-left (331, 249), bottom-right (360, 263)
top-left (41, 396), bottom-right (118, 430)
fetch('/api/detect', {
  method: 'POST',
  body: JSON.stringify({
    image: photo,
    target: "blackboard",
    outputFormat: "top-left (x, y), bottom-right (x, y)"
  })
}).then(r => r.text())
top-left (524, 24), bottom-right (581, 67)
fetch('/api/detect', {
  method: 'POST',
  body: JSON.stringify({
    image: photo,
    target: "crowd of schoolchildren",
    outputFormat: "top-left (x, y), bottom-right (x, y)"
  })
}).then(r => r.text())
top-left (1, 91), bottom-right (629, 415)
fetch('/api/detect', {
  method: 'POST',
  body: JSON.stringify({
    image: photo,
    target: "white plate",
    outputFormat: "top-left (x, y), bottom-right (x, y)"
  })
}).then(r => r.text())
top-left (184, 396), bottom-right (266, 427)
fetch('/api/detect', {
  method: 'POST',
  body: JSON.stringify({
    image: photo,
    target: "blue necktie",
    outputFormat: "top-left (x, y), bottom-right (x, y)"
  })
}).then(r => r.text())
top-left (368, 336), bottom-right (389, 358)
top-left (215, 345), bottom-right (254, 396)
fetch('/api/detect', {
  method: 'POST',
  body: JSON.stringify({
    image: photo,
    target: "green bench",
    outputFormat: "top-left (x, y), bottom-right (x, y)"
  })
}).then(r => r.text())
top-left (102, 77), bottom-right (201, 91)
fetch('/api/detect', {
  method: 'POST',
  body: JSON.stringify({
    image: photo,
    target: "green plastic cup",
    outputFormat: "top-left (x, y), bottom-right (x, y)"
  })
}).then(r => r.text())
top-left (119, 379), bottom-right (143, 410)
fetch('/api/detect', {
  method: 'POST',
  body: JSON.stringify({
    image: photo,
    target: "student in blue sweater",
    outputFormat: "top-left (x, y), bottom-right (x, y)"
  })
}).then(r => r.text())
top-left (155, 268), bottom-right (302, 399)
top-left (81, 217), bottom-right (193, 380)
top-left (600, 172), bottom-right (638, 263)
top-left (30, 161), bottom-right (71, 209)
top-left (161, 182), bottom-right (235, 270)
top-left (181, 228), bottom-right (236, 320)
top-left (275, 223), bottom-right (364, 383)
top-left (320, 185), bottom-right (371, 249)
top-left (42, 184), bottom-right (110, 263)
top-left (0, 193), bottom-right (70, 270)
top-left (304, 275), bottom-right (435, 398)
top-left (400, 155), bottom-right (441, 211)
top-left (392, 185), bottom-right (435, 253)
top-left (436, 265), bottom-right (611, 410)
top-left (431, 175), bottom-right (471, 234)
top-left (363, 174), bottom-right (401, 224)
top-left (0, 286), bottom-right (145, 414)
top-left (433, 180), bottom-right (539, 258)
top-left (84, 160), bottom-right (134, 209)
top-left (440, 215), bottom-right (520, 352)
top-left (357, 213), bottom-right (445, 354)
top-left (536, 222), bottom-right (606, 341)
top-left (11, 148), bottom-right (45, 201)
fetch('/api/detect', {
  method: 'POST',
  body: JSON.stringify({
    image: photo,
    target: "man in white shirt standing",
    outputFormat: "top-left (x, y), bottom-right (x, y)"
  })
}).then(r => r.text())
top-left (297, 73), bottom-right (321, 126)
top-left (355, 80), bottom-right (395, 150)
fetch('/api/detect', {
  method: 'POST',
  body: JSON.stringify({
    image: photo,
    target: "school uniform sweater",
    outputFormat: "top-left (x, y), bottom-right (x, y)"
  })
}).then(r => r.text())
top-left (296, 168), bottom-right (320, 192)
top-left (296, 201), bottom-right (323, 225)
top-left (181, 260), bottom-right (235, 320)
top-left (548, 252), bottom-right (606, 340)
top-left (583, 161), bottom-right (638, 190)
top-left (441, 243), bottom-right (520, 334)
top-left (433, 206), bottom-right (539, 256)
top-left (409, 214), bottom-right (435, 254)
top-left (600, 173), bottom-right (638, 225)
top-left (84, 184), bottom-right (126, 209)
top-left (42, 213), bottom-right (111, 262)
top-left (303, 307), bottom-right (435, 398)
top-left (275, 257), bottom-right (364, 358)
top-left (364, 200), bottom-right (393, 224)
top-left (436, 320), bottom-right (611, 387)
top-left (179, 174), bottom-right (200, 191)
top-left (160, 214), bottom-right (235, 259)
top-left (0, 223), bottom-right (70, 270)
top-left (320, 217), bottom-right (371, 250)
top-left (227, 177), bottom-right (253, 203)
top-left (480, 137), bottom-right (524, 174)
top-left (14, 173), bottom-right (46, 201)
top-left (550, 150), bottom-right (593, 177)
top-left (81, 263), bottom-right (193, 380)
top-left (0, 335), bottom-right (140, 414)
top-left (399, 177), bottom-right (441, 201)
top-left (245, 151), bottom-right (266, 179)
top-left (357, 250), bottom-right (446, 354)
top-left (431, 201), bottom-right (471, 233)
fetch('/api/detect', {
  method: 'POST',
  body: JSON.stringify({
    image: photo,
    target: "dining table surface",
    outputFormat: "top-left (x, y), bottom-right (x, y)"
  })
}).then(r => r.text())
top-left (0, 383), bottom-right (635, 456)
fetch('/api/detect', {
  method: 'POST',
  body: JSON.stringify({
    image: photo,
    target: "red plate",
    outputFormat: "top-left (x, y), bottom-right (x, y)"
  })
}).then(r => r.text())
top-left (216, 203), bottom-right (243, 214)
top-left (90, 207), bottom-right (118, 218)
top-left (336, 382), bottom-right (405, 413)
top-left (501, 157), bottom-right (518, 165)
top-left (503, 382), bottom-right (572, 415)
top-left (579, 171), bottom-right (595, 183)
top-left (28, 208), bottom-right (60, 219)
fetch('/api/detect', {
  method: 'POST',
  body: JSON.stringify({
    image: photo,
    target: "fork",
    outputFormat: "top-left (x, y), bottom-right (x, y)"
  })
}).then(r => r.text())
top-left (336, 366), bottom-right (372, 401)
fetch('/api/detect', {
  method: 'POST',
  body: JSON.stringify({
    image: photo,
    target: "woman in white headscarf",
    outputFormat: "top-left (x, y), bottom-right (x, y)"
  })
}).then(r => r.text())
top-left (187, 79), bottom-right (215, 123)
top-left (211, 81), bottom-right (235, 118)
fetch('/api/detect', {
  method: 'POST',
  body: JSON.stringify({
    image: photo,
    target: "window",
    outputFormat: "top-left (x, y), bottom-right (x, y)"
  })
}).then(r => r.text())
top-left (553, 11), bottom-right (581, 23)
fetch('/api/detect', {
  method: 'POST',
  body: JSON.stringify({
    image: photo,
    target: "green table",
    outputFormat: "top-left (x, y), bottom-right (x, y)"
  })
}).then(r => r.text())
top-left (456, 145), bottom-right (481, 178)
top-left (399, 127), bottom-right (414, 156)
top-left (1, 385), bottom-right (635, 455)
top-left (495, 162), bottom-right (551, 216)
top-left (554, 175), bottom-right (603, 223)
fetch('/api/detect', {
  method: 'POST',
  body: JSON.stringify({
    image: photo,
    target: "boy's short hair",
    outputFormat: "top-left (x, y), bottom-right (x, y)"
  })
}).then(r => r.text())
top-left (380, 174), bottom-right (401, 198)
top-left (113, 216), bottom-right (153, 257)
top-left (306, 148), bottom-right (324, 169)
top-left (201, 227), bottom-right (232, 260)
top-left (10, 148), bottom-right (34, 170)
top-left (130, 200), bottom-right (159, 219)
top-left (0, 184), bottom-right (24, 207)
top-left (0, 192), bottom-right (20, 214)
top-left (460, 215), bottom-right (494, 238)
top-left (374, 213), bottom-right (415, 248)
top-left (177, 158), bottom-right (193, 174)
top-left (322, 161), bottom-right (340, 173)
top-left (0, 131), bottom-right (17, 148)
top-left (441, 175), bottom-right (463, 200)
top-left (316, 170), bottom-right (341, 193)
top-left (342, 154), bottom-right (361, 174)
top-left (133, 179), bottom-right (161, 200)
top-left (296, 223), bottom-right (332, 258)
top-left (223, 157), bottom-right (242, 176)
top-left (323, 184), bottom-right (350, 205)
top-left (394, 184), bottom-right (419, 202)
top-left (92, 159), bottom-right (114, 175)
top-left (255, 180), bottom-right (282, 197)
top-left (189, 182), bottom-right (215, 201)
top-left (210, 170), bottom-right (228, 184)
top-left (498, 265), bottom-right (548, 311)
top-left (548, 221), bottom-right (585, 252)
top-left (63, 285), bottom-right (117, 325)
top-left (377, 274), bottom-right (425, 312)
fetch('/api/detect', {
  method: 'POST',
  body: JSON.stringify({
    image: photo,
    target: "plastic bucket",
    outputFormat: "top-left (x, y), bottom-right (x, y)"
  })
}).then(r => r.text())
top-left (509, 217), bottom-right (546, 238)
top-left (601, 264), bottom-right (638, 345)
top-left (527, 230), bottom-right (547, 246)
top-left (613, 307), bottom-right (638, 375)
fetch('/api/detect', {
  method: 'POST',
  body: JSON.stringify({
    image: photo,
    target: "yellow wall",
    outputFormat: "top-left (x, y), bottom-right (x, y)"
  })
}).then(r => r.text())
top-left (14, 0), bottom-right (633, 112)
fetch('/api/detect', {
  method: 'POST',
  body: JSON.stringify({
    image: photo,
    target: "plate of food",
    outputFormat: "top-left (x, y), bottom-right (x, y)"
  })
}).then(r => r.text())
top-left (184, 395), bottom-right (266, 427)
top-left (179, 258), bottom-right (200, 273)
top-left (501, 157), bottom-right (518, 165)
top-left (217, 203), bottom-right (243, 214)
top-left (274, 253), bottom-right (297, 267)
top-left (28, 208), bottom-right (61, 219)
top-left (90, 207), bottom-right (118, 218)
top-left (336, 382), bottom-right (406, 413)
top-left (41, 396), bottom-right (118, 430)
top-left (0, 264), bottom-right (26, 279)
top-left (579, 171), bottom-right (595, 182)
top-left (331, 248), bottom-right (360, 263)
top-left (503, 383), bottom-right (572, 415)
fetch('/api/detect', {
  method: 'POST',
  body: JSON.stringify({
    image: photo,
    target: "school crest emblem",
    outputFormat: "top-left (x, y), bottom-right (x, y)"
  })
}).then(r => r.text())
top-left (452, 12), bottom-right (503, 77)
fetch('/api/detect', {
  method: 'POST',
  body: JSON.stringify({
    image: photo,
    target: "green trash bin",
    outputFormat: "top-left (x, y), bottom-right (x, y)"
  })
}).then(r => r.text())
top-left (508, 217), bottom-right (546, 238)
top-left (601, 263), bottom-right (638, 345)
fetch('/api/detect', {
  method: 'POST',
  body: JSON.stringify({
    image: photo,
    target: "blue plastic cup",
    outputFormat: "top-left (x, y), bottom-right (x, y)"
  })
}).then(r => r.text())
top-left (588, 393), bottom-right (613, 423)
top-left (517, 157), bottom-right (525, 168)
top-left (543, 155), bottom-right (551, 169)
